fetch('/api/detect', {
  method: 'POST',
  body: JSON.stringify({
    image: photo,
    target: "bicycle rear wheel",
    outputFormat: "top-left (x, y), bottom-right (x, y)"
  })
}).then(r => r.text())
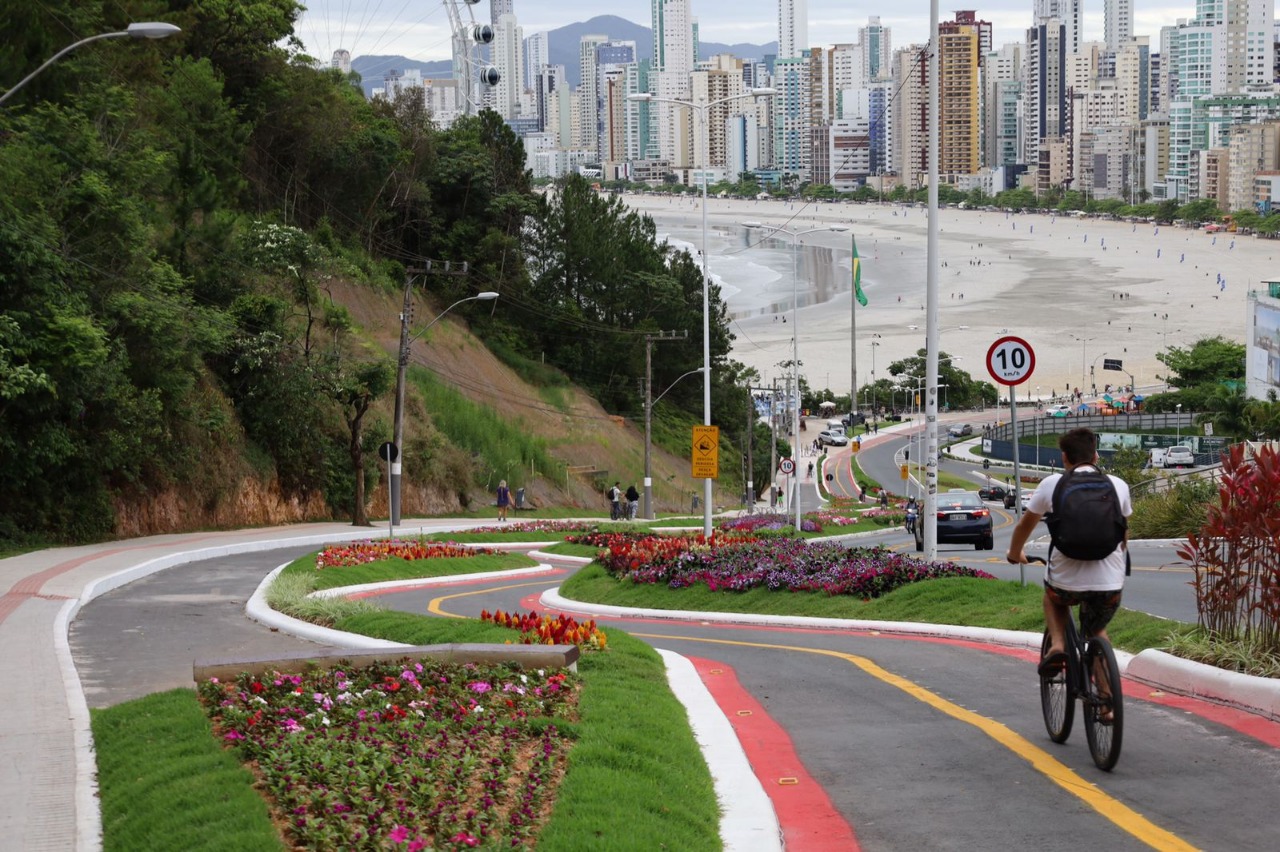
top-left (1083, 637), bottom-right (1124, 771)
top-left (1039, 631), bottom-right (1073, 743)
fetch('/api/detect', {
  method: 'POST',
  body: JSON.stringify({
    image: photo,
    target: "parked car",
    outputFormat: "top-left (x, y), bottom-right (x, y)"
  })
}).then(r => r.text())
top-left (817, 429), bottom-right (849, 447)
top-left (1045, 404), bottom-right (1073, 417)
top-left (978, 484), bottom-right (1007, 501)
top-left (915, 491), bottom-right (994, 551)
top-left (1165, 445), bottom-right (1196, 467)
top-left (1149, 447), bottom-right (1168, 469)
top-left (947, 423), bottom-right (974, 437)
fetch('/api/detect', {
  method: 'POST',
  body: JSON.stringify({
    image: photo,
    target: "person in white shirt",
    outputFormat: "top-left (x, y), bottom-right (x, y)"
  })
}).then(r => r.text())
top-left (1006, 428), bottom-right (1132, 683)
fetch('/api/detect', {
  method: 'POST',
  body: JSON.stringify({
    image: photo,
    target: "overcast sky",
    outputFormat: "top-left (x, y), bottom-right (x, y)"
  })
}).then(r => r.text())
top-left (293, 1), bottom-right (1200, 65)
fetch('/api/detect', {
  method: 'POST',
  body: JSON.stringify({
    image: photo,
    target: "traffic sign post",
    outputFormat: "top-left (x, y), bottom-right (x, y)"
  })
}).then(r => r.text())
top-left (691, 425), bottom-right (720, 479)
top-left (778, 458), bottom-right (796, 475)
top-left (987, 336), bottom-right (1035, 585)
top-left (379, 442), bottom-right (399, 541)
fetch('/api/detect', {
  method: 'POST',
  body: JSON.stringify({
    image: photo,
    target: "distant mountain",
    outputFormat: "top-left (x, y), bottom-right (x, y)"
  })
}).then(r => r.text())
top-left (347, 15), bottom-right (775, 96)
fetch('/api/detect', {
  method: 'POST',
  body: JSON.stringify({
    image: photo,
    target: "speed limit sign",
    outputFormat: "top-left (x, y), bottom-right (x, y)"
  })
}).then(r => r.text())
top-left (778, 458), bottom-right (796, 475)
top-left (986, 336), bottom-right (1035, 386)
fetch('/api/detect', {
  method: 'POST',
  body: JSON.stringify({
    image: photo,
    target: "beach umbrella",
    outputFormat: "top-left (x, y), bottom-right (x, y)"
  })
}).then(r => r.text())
top-left (1133, 395), bottom-right (1144, 402)
top-left (1077, 403), bottom-right (1090, 412)
top-left (818, 401), bottom-right (837, 411)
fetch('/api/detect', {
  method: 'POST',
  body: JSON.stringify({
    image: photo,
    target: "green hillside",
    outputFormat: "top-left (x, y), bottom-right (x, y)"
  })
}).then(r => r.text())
top-left (0, 1), bottom-right (776, 545)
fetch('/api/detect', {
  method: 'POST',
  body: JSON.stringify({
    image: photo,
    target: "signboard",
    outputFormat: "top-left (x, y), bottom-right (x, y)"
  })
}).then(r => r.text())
top-left (778, 457), bottom-right (796, 475)
top-left (986, 336), bottom-right (1036, 386)
top-left (691, 425), bottom-right (720, 478)
top-left (378, 442), bottom-right (399, 463)
top-left (900, 464), bottom-right (909, 480)
top-left (1103, 358), bottom-right (1124, 371)
top-left (1204, 422), bottom-right (1214, 436)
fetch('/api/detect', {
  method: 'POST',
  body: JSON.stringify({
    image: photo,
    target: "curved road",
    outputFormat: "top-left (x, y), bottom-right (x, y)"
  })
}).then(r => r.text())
top-left (70, 544), bottom-right (1280, 850)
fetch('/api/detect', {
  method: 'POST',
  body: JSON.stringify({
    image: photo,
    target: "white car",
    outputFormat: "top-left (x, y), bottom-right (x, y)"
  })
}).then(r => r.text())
top-left (817, 429), bottom-right (849, 447)
top-left (1045, 404), bottom-right (1073, 417)
top-left (1165, 446), bottom-right (1196, 468)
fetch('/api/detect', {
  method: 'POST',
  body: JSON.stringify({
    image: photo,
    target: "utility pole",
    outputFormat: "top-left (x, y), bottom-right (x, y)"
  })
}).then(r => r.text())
top-left (745, 391), bottom-right (755, 512)
top-left (392, 260), bottom-right (469, 524)
top-left (770, 378), bottom-right (779, 509)
top-left (643, 330), bottom-right (688, 520)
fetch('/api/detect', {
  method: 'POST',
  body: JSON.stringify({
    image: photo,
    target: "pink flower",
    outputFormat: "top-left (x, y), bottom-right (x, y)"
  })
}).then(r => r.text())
top-left (223, 730), bottom-right (244, 741)
top-left (468, 682), bottom-right (491, 694)
top-left (388, 824), bottom-right (409, 843)
top-left (450, 831), bottom-right (479, 847)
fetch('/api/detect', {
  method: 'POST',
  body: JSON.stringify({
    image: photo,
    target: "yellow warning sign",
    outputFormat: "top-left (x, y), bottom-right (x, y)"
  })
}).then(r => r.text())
top-left (900, 464), bottom-right (909, 480)
top-left (691, 425), bottom-right (720, 479)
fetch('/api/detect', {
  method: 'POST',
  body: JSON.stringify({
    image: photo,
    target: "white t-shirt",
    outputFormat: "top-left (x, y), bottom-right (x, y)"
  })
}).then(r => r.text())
top-left (1028, 466), bottom-right (1132, 592)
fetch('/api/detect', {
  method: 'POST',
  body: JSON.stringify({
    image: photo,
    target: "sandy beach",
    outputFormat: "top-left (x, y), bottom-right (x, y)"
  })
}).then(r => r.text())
top-left (625, 194), bottom-right (1267, 401)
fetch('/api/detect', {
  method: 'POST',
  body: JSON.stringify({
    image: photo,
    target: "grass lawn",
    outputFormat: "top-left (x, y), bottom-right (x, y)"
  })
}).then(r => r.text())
top-left (281, 551), bottom-right (539, 590)
top-left (559, 564), bottom-right (1193, 655)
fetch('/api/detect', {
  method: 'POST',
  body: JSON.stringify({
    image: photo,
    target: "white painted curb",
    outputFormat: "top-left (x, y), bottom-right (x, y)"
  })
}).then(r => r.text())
top-left (306, 564), bottom-right (559, 599)
top-left (657, 650), bottom-right (783, 852)
top-left (1127, 649), bottom-right (1280, 721)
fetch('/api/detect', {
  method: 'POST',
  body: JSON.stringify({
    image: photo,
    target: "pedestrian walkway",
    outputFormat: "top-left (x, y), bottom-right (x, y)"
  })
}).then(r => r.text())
top-left (0, 518), bottom-right (468, 852)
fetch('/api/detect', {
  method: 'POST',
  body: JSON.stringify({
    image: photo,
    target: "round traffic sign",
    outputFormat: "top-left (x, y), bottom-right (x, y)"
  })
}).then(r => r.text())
top-left (378, 441), bottom-right (399, 463)
top-left (778, 458), bottom-right (796, 475)
top-left (986, 336), bottom-right (1035, 386)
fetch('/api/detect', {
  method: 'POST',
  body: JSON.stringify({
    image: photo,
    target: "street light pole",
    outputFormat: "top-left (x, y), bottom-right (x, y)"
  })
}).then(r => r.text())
top-left (392, 289), bottom-right (498, 524)
top-left (645, 366), bottom-right (705, 520)
top-left (743, 221), bottom-right (848, 531)
top-left (1071, 335), bottom-right (1096, 396)
top-left (0, 23), bottom-right (181, 105)
top-left (629, 87), bottom-right (776, 537)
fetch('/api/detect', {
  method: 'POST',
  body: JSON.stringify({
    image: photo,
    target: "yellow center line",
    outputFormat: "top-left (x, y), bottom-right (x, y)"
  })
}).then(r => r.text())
top-left (427, 580), bottom-right (555, 618)
top-left (634, 631), bottom-right (1195, 852)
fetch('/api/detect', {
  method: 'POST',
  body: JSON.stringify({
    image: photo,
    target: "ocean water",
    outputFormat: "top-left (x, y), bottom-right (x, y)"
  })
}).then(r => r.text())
top-left (656, 222), bottom-right (855, 319)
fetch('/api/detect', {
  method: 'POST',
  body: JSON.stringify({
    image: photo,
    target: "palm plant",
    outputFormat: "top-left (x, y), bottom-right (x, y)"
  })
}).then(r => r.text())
top-left (1195, 386), bottom-right (1251, 441)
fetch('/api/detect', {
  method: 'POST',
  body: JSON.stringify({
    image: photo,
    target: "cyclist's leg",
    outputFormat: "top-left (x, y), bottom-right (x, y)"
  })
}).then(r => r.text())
top-left (1042, 585), bottom-right (1070, 657)
top-left (1079, 590), bottom-right (1123, 716)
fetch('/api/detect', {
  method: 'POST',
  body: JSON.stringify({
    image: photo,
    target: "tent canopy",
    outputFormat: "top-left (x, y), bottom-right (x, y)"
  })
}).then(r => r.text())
top-left (818, 401), bottom-right (838, 410)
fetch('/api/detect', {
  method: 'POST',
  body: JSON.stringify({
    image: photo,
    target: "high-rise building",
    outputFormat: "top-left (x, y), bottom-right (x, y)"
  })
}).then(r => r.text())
top-left (595, 41), bottom-right (638, 157)
top-left (492, 13), bottom-right (524, 120)
top-left (891, 45), bottom-right (929, 187)
top-left (1025, 19), bottom-right (1069, 171)
top-left (938, 14), bottom-right (983, 177)
top-left (331, 49), bottom-right (351, 75)
top-left (1034, 0), bottom-right (1081, 56)
top-left (691, 55), bottom-right (746, 178)
top-left (577, 35), bottom-right (607, 151)
top-left (859, 17), bottom-right (892, 81)
top-left (778, 0), bottom-right (808, 60)
top-left (525, 32), bottom-right (549, 93)
top-left (1104, 0), bottom-right (1134, 52)
top-left (652, 0), bottom-right (696, 165)
top-left (984, 44), bottom-right (1023, 168)
top-left (773, 54), bottom-right (813, 178)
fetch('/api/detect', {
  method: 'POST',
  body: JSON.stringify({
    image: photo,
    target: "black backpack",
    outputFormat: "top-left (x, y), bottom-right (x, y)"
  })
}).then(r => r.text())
top-left (1045, 468), bottom-right (1127, 561)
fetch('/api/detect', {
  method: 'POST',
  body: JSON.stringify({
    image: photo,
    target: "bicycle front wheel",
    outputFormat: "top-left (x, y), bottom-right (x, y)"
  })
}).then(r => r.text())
top-left (1083, 637), bottom-right (1124, 771)
top-left (1039, 631), bottom-right (1073, 743)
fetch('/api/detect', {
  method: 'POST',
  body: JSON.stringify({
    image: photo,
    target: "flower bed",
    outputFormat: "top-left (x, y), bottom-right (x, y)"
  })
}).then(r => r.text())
top-left (718, 513), bottom-right (824, 533)
top-left (481, 609), bottom-right (608, 651)
top-left (457, 520), bottom-right (606, 535)
top-left (594, 535), bottom-right (994, 598)
top-left (199, 658), bottom-right (578, 850)
top-left (314, 540), bottom-right (494, 569)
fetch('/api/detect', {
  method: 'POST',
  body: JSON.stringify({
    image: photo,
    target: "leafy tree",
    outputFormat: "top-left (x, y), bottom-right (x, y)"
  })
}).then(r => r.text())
top-left (1156, 336), bottom-right (1245, 390)
top-left (324, 358), bottom-right (394, 526)
top-left (885, 349), bottom-right (999, 410)
top-left (1196, 386), bottom-right (1252, 441)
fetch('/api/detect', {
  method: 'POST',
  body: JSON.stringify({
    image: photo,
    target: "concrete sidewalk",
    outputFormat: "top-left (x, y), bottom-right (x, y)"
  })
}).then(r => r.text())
top-left (0, 518), bottom-right (470, 852)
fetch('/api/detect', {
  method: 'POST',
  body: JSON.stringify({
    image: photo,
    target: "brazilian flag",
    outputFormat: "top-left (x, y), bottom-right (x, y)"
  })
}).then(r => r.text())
top-left (852, 236), bottom-right (868, 306)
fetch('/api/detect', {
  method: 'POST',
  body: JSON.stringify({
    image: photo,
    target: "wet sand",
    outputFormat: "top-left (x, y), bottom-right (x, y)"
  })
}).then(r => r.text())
top-left (628, 194), bottom-right (1263, 399)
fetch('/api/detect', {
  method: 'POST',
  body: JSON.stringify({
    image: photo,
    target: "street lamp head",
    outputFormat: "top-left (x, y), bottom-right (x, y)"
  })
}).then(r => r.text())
top-left (474, 291), bottom-right (500, 301)
top-left (827, 225), bottom-right (849, 232)
top-left (627, 93), bottom-right (653, 102)
top-left (127, 22), bottom-right (181, 39)
top-left (742, 221), bottom-right (763, 229)
top-left (749, 87), bottom-right (777, 97)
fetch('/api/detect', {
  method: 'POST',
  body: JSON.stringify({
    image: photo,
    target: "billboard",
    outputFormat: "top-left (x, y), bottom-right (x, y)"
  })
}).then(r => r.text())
top-left (1246, 298), bottom-right (1280, 400)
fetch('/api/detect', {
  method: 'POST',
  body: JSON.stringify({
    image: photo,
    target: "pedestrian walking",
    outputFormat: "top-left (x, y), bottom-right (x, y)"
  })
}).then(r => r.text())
top-left (496, 480), bottom-right (511, 522)
top-left (608, 482), bottom-right (622, 520)
top-left (625, 483), bottom-right (640, 520)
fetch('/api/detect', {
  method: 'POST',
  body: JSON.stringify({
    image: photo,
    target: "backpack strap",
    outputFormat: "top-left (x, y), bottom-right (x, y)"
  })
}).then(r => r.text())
top-left (1045, 469), bottom-right (1075, 577)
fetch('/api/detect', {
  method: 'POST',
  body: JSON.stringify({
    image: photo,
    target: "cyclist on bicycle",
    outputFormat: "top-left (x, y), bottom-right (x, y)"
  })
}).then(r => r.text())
top-left (1006, 428), bottom-right (1132, 689)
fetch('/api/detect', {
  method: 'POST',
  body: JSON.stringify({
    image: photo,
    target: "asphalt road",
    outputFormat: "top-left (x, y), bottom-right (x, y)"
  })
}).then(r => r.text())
top-left (69, 546), bottom-right (1280, 850)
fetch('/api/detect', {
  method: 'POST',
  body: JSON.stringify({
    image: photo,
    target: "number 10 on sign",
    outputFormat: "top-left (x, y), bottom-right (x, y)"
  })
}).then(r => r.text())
top-left (986, 336), bottom-right (1035, 386)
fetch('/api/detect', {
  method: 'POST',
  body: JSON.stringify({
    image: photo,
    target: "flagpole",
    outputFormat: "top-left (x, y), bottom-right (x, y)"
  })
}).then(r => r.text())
top-left (850, 233), bottom-right (857, 428)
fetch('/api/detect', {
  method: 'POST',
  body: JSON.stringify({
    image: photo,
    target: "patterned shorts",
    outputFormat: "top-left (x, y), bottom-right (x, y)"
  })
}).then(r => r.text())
top-left (1044, 583), bottom-right (1123, 637)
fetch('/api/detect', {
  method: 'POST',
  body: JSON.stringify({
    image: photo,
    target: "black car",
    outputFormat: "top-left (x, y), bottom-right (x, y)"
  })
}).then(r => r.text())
top-left (915, 491), bottom-right (994, 551)
top-left (978, 484), bottom-right (1007, 502)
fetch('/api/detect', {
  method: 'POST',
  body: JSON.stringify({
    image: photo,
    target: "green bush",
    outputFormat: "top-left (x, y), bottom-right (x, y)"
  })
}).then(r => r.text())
top-left (1128, 479), bottom-right (1216, 539)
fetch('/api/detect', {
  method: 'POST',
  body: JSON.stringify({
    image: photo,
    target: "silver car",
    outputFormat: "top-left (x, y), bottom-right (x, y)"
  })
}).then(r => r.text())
top-left (818, 429), bottom-right (849, 447)
top-left (1165, 446), bottom-right (1195, 468)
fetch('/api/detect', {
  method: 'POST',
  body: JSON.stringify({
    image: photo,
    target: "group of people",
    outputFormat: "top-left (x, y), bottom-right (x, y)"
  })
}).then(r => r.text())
top-left (607, 481), bottom-right (641, 521)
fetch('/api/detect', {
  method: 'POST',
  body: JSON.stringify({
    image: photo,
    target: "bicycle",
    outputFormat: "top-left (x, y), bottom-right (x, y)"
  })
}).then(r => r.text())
top-left (1026, 556), bottom-right (1124, 771)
